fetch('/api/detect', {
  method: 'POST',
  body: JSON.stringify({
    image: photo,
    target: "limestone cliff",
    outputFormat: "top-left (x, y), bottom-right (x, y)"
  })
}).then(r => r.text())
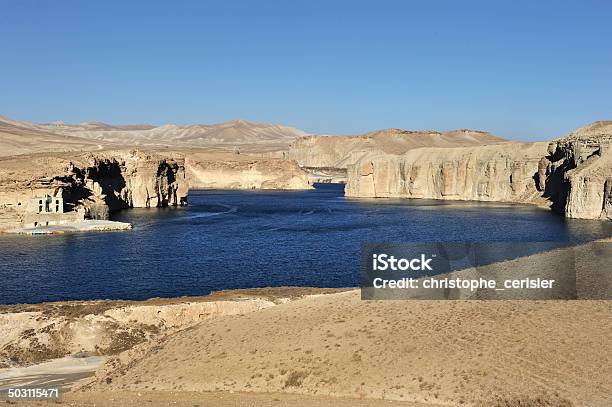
top-left (186, 152), bottom-right (312, 190)
top-left (346, 122), bottom-right (612, 220)
top-left (0, 148), bottom-right (313, 231)
top-left (345, 142), bottom-right (548, 203)
top-left (0, 150), bottom-right (188, 230)
top-left (542, 122), bottom-right (612, 220)
top-left (79, 150), bottom-right (188, 213)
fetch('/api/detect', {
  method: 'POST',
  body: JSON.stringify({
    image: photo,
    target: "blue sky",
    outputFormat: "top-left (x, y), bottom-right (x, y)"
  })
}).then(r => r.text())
top-left (1, 0), bottom-right (611, 140)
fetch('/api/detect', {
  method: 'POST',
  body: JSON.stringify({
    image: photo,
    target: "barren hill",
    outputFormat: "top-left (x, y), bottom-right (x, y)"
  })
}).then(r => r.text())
top-left (38, 118), bottom-right (305, 153)
top-left (0, 115), bottom-right (308, 156)
top-left (85, 286), bottom-right (611, 406)
top-left (0, 115), bottom-right (106, 156)
top-left (289, 128), bottom-right (506, 169)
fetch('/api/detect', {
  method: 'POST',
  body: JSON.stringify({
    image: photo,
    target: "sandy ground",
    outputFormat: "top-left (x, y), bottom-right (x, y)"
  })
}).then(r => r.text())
top-left (4, 390), bottom-right (440, 407)
top-left (0, 288), bottom-right (349, 369)
top-left (71, 290), bottom-right (611, 407)
top-left (1, 276), bottom-right (611, 406)
top-left (0, 294), bottom-right (609, 406)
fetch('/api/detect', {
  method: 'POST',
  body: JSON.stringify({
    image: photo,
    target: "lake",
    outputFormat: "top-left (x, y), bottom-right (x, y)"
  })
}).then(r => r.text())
top-left (1, 184), bottom-right (610, 304)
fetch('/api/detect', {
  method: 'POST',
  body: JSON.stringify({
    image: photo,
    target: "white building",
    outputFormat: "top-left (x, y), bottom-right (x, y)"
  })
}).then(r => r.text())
top-left (29, 194), bottom-right (64, 214)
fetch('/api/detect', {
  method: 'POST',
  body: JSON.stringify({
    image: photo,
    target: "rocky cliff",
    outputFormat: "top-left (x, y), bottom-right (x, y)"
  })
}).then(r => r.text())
top-left (289, 128), bottom-right (505, 170)
top-left (78, 150), bottom-right (188, 213)
top-left (0, 150), bottom-right (188, 230)
top-left (345, 142), bottom-right (548, 203)
top-left (542, 122), bottom-right (612, 220)
top-left (186, 152), bottom-right (312, 190)
top-left (0, 149), bottom-right (313, 230)
top-left (346, 122), bottom-right (612, 220)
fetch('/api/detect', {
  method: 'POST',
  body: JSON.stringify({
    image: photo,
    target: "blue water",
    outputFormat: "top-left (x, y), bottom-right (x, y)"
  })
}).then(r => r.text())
top-left (1, 184), bottom-right (610, 304)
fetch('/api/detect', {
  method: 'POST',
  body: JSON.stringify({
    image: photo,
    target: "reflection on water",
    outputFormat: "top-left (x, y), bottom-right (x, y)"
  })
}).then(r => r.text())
top-left (0, 184), bottom-right (610, 304)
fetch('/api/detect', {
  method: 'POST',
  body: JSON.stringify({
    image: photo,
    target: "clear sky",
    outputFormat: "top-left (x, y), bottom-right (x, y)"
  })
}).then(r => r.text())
top-left (1, 0), bottom-right (611, 140)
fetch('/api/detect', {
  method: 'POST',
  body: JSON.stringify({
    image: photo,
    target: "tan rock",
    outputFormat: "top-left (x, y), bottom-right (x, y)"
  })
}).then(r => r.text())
top-left (186, 151), bottom-right (312, 190)
top-left (545, 121), bottom-right (612, 220)
top-left (289, 128), bottom-right (506, 170)
top-left (346, 142), bottom-right (548, 204)
top-left (346, 122), bottom-right (612, 220)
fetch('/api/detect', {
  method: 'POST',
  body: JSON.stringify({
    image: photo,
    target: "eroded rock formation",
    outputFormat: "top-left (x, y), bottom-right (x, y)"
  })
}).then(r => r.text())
top-left (542, 122), bottom-right (612, 220)
top-left (345, 142), bottom-right (548, 203)
top-left (0, 148), bottom-right (314, 231)
top-left (186, 152), bottom-right (312, 190)
top-left (346, 122), bottom-right (612, 220)
top-left (79, 151), bottom-right (188, 213)
top-left (0, 150), bottom-right (188, 231)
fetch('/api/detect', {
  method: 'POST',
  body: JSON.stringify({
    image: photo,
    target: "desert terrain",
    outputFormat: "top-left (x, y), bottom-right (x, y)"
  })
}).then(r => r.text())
top-left (0, 114), bottom-right (611, 407)
top-left (0, 289), bottom-right (612, 406)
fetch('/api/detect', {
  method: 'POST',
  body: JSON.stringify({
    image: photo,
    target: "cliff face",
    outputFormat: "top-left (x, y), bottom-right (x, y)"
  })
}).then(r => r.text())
top-left (80, 151), bottom-right (188, 213)
top-left (346, 122), bottom-right (612, 220)
top-left (543, 122), bottom-right (612, 220)
top-left (345, 142), bottom-right (548, 203)
top-left (0, 149), bottom-right (313, 231)
top-left (289, 128), bottom-right (505, 170)
top-left (186, 152), bottom-right (312, 190)
top-left (0, 150), bottom-right (188, 230)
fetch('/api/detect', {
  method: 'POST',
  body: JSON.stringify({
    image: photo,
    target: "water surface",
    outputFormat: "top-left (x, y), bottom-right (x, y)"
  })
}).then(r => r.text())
top-left (1, 184), bottom-right (610, 304)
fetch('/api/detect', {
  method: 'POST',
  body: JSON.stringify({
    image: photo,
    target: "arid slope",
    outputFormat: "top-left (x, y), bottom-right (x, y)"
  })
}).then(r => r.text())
top-left (289, 128), bottom-right (506, 169)
top-left (0, 115), bottom-right (307, 156)
top-left (87, 289), bottom-right (611, 406)
top-left (38, 118), bottom-right (305, 153)
top-left (0, 116), bottom-right (106, 156)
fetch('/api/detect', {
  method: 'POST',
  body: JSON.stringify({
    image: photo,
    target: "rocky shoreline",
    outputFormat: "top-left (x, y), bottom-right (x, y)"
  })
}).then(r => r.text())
top-left (0, 149), bottom-right (312, 233)
top-left (339, 122), bottom-right (612, 220)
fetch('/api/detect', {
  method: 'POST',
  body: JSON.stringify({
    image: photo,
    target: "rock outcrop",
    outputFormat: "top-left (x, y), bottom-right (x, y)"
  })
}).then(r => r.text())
top-left (346, 142), bottom-right (548, 203)
top-left (0, 150), bottom-right (188, 231)
top-left (186, 152), bottom-right (312, 190)
top-left (0, 288), bottom-right (340, 368)
top-left (79, 150), bottom-right (188, 212)
top-left (0, 295), bottom-right (276, 367)
top-left (0, 148), bottom-right (313, 231)
top-left (346, 122), bottom-right (612, 220)
top-left (542, 121), bottom-right (612, 220)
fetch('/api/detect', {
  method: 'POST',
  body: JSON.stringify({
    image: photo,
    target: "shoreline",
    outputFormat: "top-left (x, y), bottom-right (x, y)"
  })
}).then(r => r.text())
top-left (4, 219), bottom-right (133, 235)
top-left (0, 287), bottom-right (351, 312)
top-left (1, 283), bottom-right (610, 406)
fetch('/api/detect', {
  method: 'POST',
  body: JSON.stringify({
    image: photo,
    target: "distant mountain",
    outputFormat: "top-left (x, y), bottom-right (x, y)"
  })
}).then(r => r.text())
top-left (0, 115), bottom-right (309, 156)
top-left (0, 115), bottom-right (104, 157)
top-left (37, 118), bottom-right (306, 153)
